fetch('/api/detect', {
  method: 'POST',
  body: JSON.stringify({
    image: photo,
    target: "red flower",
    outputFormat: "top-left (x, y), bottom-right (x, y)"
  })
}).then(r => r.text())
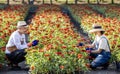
top-left (1, 47), bottom-right (6, 51)
top-left (48, 58), bottom-right (51, 61)
top-left (62, 45), bottom-right (67, 49)
top-left (56, 52), bottom-right (64, 57)
top-left (77, 54), bottom-right (82, 59)
top-left (81, 50), bottom-right (86, 52)
top-left (49, 34), bottom-right (53, 38)
top-left (117, 45), bottom-right (120, 48)
top-left (56, 52), bottom-right (62, 55)
top-left (60, 54), bottom-right (64, 57)
top-left (0, 35), bottom-right (5, 39)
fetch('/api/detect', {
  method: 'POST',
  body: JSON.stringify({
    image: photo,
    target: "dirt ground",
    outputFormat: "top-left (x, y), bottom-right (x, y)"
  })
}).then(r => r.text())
top-left (0, 62), bottom-right (120, 74)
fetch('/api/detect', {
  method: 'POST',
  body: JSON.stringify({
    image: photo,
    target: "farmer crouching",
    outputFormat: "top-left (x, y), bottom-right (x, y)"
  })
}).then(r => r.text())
top-left (5, 21), bottom-right (39, 70)
top-left (79, 24), bottom-right (111, 70)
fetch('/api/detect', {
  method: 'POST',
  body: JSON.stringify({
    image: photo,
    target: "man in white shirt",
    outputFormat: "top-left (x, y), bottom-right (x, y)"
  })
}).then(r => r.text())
top-left (85, 24), bottom-right (111, 70)
top-left (5, 21), bottom-right (39, 70)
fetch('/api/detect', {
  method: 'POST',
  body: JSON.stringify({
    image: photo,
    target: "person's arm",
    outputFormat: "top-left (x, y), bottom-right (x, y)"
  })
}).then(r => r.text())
top-left (7, 46), bottom-right (17, 52)
top-left (13, 34), bottom-right (28, 49)
top-left (91, 49), bottom-right (102, 54)
top-left (85, 37), bottom-right (97, 48)
top-left (85, 44), bottom-right (95, 48)
top-left (85, 39), bottom-right (96, 48)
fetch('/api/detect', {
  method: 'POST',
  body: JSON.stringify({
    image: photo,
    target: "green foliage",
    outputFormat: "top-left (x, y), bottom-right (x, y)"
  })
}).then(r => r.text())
top-left (89, 5), bottom-right (107, 15)
top-left (0, 48), bottom-right (5, 64)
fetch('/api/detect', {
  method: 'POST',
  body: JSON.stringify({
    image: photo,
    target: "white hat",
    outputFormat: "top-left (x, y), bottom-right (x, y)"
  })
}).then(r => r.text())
top-left (89, 24), bottom-right (105, 33)
top-left (17, 21), bottom-right (28, 28)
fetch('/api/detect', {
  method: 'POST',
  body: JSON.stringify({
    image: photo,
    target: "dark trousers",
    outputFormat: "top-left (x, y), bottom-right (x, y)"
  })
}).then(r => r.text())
top-left (116, 61), bottom-right (120, 70)
top-left (6, 49), bottom-right (27, 65)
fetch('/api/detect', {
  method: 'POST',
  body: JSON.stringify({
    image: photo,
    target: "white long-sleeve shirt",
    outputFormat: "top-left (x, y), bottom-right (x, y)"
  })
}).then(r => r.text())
top-left (5, 30), bottom-right (28, 54)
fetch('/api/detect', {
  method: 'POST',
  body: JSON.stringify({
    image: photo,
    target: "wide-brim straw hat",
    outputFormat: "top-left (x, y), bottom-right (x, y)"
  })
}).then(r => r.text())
top-left (89, 24), bottom-right (105, 33)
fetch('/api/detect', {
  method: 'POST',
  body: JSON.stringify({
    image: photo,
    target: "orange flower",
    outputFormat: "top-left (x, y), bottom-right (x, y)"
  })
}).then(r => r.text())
top-left (49, 34), bottom-right (53, 38)
top-left (31, 50), bottom-right (37, 53)
top-left (60, 65), bottom-right (64, 69)
top-left (111, 40), bottom-right (117, 45)
top-left (72, 45), bottom-right (76, 48)
top-left (69, 51), bottom-right (75, 55)
top-left (114, 35), bottom-right (119, 38)
top-left (117, 45), bottom-right (120, 48)
top-left (0, 35), bottom-right (5, 39)
top-left (44, 54), bottom-right (50, 57)
top-left (85, 63), bottom-right (90, 68)
top-left (39, 49), bottom-right (44, 52)
top-left (77, 54), bottom-right (82, 59)
top-left (30, 65), bottom-right (35, 70)
top-left (47, 44), bottom-right (53, 49)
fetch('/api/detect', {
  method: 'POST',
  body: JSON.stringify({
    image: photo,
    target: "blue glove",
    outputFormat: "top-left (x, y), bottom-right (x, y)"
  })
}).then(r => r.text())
top-left (32, 40), bottom-right (39, 46)
top-left (78, 42), bottom-right (84, 46)
top-left (85, 48), bottom-right (92, 53)
top-left (85, 48), bottom-right (93, 50)
top-left (85, 48), bottom-right (90, 50)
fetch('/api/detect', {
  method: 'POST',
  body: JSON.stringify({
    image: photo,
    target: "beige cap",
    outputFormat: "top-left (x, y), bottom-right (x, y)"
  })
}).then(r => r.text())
top-left (17, 21), bottom-right (28, 28)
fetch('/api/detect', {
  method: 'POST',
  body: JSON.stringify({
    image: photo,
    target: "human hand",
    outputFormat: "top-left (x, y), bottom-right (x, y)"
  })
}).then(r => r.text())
top-left (85, 48), bottom-right (91, 53)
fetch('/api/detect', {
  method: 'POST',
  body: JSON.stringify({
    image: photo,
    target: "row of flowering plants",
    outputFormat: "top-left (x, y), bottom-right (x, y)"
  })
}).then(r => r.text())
top-left (0, 49), bottom-right (5, 69)
top-left (0, 5), bottom-right (28, 66)
top-left (69, 4), bottom-right (120, 62)
top-left (95, 5), bottom-right (120, 20)
top-left (26, 5), bottom-right (89, 74)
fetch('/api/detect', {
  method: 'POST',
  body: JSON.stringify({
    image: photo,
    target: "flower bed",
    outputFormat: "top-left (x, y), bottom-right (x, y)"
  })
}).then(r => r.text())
top-left (69, 4), bottom-right (120, 62)
top-left (96, 4), bottom-right (120, 62)
top-left (26, 5), bottom-right (89, 74)
top-left (90, 4), bottom-right (120, 20)
top-left (0, 5), bottom-right (28, 65)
